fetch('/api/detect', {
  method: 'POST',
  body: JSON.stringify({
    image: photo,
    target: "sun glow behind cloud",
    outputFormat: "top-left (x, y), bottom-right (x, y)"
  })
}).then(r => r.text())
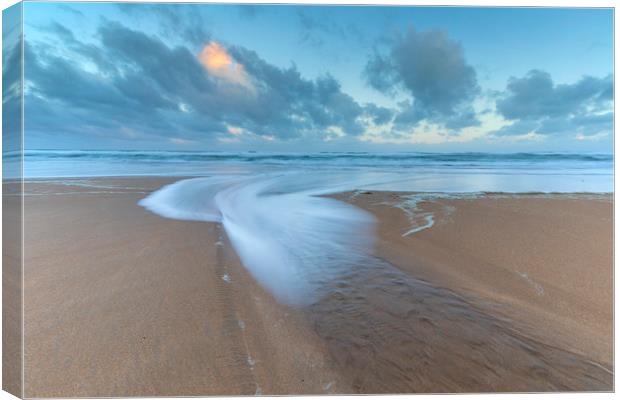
top-left (227, 125), bottom-right (243, 135)
top-left (198, 41), bottom-right (254, 91)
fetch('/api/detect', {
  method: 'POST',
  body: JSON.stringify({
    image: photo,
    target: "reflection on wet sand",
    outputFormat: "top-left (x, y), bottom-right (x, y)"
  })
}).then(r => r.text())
top-left (309, 255), bottom-right (611, 393)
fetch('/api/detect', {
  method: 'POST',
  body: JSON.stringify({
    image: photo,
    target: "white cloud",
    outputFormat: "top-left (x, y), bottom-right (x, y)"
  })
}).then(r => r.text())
top-left (170, 137), bottom-right (195, 145)
top-left (576, 132), bottom-right (608, 141)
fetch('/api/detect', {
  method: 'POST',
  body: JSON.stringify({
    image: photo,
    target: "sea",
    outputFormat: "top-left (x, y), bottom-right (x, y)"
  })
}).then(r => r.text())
top-left (16, 150), bottom-right (614, 193)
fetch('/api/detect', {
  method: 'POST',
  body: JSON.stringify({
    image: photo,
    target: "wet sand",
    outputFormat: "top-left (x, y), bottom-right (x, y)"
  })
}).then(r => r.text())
top-left (21, 177), bottom-right (612, 396)
top-left (342, 191), bottom-right (613, 368)
top-left (326, 191), bottom-right (613, 392)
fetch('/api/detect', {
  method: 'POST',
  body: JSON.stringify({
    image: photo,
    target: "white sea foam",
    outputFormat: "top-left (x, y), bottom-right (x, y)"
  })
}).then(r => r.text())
top-left (139, 173), bottom-right (376, 305)
top-left (402, 214), bottom-right (435, 237)
top-left (396, 193), bottom-right (480, 236)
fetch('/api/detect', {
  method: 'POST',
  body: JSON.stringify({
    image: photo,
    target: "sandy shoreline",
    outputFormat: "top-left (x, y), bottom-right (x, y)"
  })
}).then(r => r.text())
top-left (20, 177), bottom-right (612, 396)
top-left (340, 191), bottom-right (613, 367)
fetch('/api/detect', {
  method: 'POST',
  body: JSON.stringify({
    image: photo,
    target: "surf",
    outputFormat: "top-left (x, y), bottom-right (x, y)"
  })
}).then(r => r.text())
top-left (139, 173), bottom-right (376, 305)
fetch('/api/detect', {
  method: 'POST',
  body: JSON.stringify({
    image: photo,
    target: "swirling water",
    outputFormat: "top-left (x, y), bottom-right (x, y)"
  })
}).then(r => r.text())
top-left (139, 174), bottom-right (376, 305)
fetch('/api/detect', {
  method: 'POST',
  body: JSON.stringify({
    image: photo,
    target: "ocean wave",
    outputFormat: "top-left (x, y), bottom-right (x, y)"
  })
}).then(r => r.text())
top-left (23, 149), bottom-right (613, 165)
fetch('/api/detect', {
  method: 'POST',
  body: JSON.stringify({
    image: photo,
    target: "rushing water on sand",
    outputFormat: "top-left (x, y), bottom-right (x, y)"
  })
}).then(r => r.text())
top-left (24, 150), bottom-right (613, 305)
top-left (139, 174), bottom-right (376, 305)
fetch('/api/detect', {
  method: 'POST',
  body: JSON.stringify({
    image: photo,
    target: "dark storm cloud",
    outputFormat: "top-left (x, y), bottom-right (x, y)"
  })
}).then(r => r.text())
top-left (364, 27), bottom-right (480, 129)
top-left (494, 70), bottom-right (613, 136)
top-left (25, 21), bottom-right (383, 145)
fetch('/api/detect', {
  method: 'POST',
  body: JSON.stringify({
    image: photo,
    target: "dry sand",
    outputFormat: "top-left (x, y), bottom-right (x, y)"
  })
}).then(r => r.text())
top-left (18, 177), bottom-right (613, 396)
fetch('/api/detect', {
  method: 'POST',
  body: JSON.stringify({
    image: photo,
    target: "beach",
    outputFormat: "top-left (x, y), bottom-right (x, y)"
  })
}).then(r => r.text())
top-left (8, 2), bottom-right (614, 396)
top-left (21, 177), bottom-right (612, 396)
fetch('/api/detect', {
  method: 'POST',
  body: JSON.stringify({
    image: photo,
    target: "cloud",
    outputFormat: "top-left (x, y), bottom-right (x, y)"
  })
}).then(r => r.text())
top-left (197, 41), bottom-right (254, 90)
top-left (363, 103), bottom-right (394, 125)
top-left (364, 27), bottom-right (480, 129)
top-left (497, 70), bottom-right (612, 120)
top-left (576, 132), bottom-right (608, 141)
top-left (360, 99), bottom-right (511, 146)
top-left (169, 137), bottom-right (196, 145)
top-left (117, 3), bottom-right (210, 47)
top-left (222, 45), bottom-right (372, 137)
top-left (227, 126), bottom-right (243, 136)
top-left (24, 25), bottom-right (223, 146)
top-left (24, 21), bottom-right (384, 147)
top-left (494, 70), bottom-right (613, 137)
top-left (2, 18), bottom-right (22, 150)
top-left (296, 10), bottom-right (347, 47)
top-left (237, 5), bottom-right (262, 19)
top-left (492, 119), bottom-right (539, 137)
top-left (57, 4), bottom-right (85, 18)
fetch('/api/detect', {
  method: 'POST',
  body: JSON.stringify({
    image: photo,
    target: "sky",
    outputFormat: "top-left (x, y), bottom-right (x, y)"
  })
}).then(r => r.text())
top-left (12, 2), bottom-right (614, 152)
